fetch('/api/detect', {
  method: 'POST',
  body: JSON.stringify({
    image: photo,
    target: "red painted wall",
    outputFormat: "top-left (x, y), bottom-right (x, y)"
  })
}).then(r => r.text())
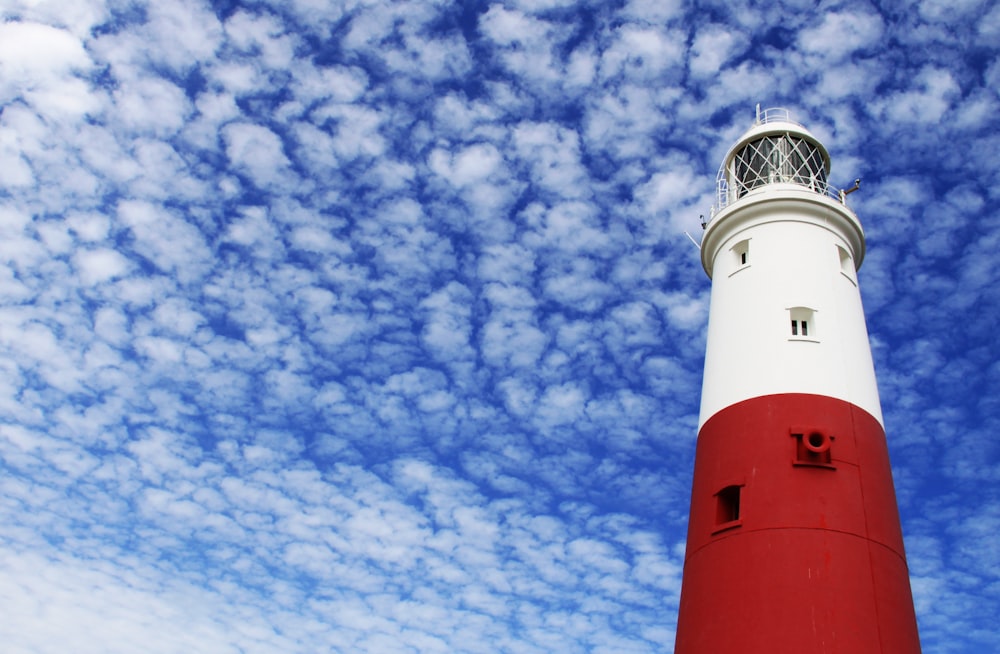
top-left (674, 393), bottom-right (920, 653)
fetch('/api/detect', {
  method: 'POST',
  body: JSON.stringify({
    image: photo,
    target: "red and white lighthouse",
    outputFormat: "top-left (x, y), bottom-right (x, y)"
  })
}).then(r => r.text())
top-left (674, 108), bottom-right (921, 653)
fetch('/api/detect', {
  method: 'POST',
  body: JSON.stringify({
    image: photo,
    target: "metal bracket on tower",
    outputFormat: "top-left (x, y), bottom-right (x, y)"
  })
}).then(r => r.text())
top-left (839, 178), bottom-right (861, 204)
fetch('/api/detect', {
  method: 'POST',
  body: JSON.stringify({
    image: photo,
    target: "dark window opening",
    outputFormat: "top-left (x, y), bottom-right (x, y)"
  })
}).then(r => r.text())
top-left (732, 240), bottom-right (750, 272)
top-left (716, 485), bottom-right (742, 525)
top-left (790, 319), bottom-right (810, 337)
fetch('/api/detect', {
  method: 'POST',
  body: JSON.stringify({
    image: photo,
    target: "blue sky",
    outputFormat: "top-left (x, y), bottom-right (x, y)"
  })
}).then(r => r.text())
top-left (0, 0), bottom-right (998, 652)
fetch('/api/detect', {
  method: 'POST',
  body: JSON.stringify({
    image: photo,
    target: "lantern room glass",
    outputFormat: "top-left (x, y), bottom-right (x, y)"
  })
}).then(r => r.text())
top-left (731, 134), bottom-right (828, 198)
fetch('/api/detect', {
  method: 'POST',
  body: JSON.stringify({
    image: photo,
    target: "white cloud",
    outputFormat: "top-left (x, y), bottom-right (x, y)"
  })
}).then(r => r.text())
top-left (689, 24), bottom-right (748, 78)
top-left (534, 382), bottom-right (588, 427)
top-left (635, 166), bottom-right (700, 215)
top-left (480, 5), bottom-right (547, 47)
top-left (74, 248), bottom-right (131, 285)
top-left (420, 282), bottom-right (475, 366)
top-left (225, 10), bottom-right (296, 70)
top-left (478, 5), bottom-right (577, 87)
top-left (877, 65), bottom-right (960, 124)
top-left (432, 93), bottom-right (501, 137)
top-left (223, 207), bottom-right (284, 258)
top-left (293, 64), bottom-right (368, 104)
top-left (385, 33), bottom-right (473, 83)
top-left (918, 0), bottom-right (984, 21)
top-left (542, 260), bottom-right (613, 313)
top-left (814, 59), bottom-right (883, 100)
top-left (978, 3), bottom-right (1000, 43)
top-left (114, 77), bottom-right (192, 137)
top-left (0, 21), bottom-right (89, 80)
top-left (513, 122), bottom-right (588, 198)
top-left (0, 149), bottom-right (33, 188)
top-left (478, 243), bottom-right (536, 285)
top-left (797, 11), bottom-right (884, 61)
top-left (443, 143), bottom-right (504, 187)
top-left (619, 0), bottom-right (685, 24)
top-left (117, 200), bottom-right (214, 284)
top-left (145, 0), bottom-right (223, 72)
top-left (0, 21), bottom-right (101, 120)
top-left (222, 122), bottom-right (293, 188)
top-left (1, 0), bottom-right (109, 36)
top-left (313, 103), bottom-right (387, 161)
top-left (93, 306), bottom-right (130, 346)
top-left (600, 26), bottom-right (686, 82)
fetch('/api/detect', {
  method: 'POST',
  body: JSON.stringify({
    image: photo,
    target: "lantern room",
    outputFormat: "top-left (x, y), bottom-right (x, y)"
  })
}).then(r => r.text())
top-left (714, 107), bottom-right (833, 210)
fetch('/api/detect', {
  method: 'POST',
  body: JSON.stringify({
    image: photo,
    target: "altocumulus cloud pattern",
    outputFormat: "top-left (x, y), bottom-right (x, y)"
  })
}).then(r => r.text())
top-left (0, 1), bottom-right (998, 652)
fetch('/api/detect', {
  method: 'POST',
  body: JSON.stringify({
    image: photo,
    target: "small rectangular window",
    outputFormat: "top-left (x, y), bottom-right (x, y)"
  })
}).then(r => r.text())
top-left (789, 307), bottom-right (816, 340)
top-left (838, 245), bottom-right (858, 285)
top-left (716, 485), bottom-right (741, 525)
top-left (730, 239), bottom-right (750, 275)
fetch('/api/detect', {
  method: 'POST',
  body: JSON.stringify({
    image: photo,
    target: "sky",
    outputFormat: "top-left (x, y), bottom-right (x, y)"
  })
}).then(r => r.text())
top-left (0, 0), bottom-right (998, 652)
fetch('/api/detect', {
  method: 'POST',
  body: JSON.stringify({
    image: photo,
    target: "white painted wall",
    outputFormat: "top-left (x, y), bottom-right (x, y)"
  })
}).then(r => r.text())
top-left (698, 188), bottom-right (882, 428)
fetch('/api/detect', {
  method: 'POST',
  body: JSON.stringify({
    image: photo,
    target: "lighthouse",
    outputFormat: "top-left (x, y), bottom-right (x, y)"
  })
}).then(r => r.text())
top-left (673, 108), bottom-right (921, 653)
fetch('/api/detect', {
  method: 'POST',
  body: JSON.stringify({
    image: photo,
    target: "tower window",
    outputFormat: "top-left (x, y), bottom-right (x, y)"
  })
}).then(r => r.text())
top-left (730, 239), bottom-right (750, 275)
top-left (714, 485), bottom-right (743, 531)
top-left (788, 307), bottom-right (816, 340)
top-left (838, 245), bottom-right (856, 284)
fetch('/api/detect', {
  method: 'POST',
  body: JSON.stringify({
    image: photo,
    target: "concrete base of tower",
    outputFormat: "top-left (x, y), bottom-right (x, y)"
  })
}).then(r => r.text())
top-left (674, 393), bottom-right (921, 654)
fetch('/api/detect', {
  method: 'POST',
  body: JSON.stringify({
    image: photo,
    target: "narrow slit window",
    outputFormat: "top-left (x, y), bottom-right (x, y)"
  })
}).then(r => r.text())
top-left (838, 245), bottom-right (857, 283)
top-left (731, 239), bottom-right (750, 274)
top-left (838, 246), bottom-right (851, 273)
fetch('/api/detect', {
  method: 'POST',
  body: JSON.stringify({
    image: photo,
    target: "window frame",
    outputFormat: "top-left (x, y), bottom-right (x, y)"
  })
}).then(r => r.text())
top-left (788, 306), bottom-right (817, 342)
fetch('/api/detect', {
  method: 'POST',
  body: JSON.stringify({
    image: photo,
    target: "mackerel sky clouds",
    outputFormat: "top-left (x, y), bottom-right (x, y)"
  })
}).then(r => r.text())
top-left (1, 0), bottom-right (999, 652)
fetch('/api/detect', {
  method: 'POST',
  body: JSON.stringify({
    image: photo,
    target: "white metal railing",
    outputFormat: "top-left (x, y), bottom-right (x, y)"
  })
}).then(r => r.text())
top-left (711, 175), bottom-right (851, 219)
top-left (754, 106), bottom-right (802, 127)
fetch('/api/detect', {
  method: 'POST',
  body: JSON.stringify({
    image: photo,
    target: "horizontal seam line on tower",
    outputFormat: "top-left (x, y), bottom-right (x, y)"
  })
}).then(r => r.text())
top-left (685, 526), bottom-right (909, 566)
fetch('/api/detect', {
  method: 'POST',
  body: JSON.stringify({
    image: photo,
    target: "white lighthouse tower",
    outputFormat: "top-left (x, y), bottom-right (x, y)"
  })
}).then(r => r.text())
top-left (673, 108), bottom-right (921, 653)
